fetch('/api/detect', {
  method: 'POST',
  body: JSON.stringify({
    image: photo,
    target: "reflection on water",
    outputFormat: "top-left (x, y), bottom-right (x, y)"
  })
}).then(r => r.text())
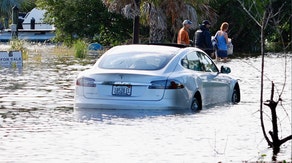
top-left (0, 45), bottom-right (291, 162)
top-left (74, 108), bottom-right (193, 121)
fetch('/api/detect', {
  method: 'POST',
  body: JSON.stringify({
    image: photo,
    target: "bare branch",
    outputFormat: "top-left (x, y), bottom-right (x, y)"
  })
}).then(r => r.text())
top-left (279, 135), bottom-right (292, 146)
top-left (238, 0), bottom-right (291, 157)
top-left (268, 2), bottom-right (285, 20)
top-left (267, 2), bottom-right (288, 97)
top-left (236, 0), bottom-right (261, 27)
top-left (263, 5), bottom-right (272, 29)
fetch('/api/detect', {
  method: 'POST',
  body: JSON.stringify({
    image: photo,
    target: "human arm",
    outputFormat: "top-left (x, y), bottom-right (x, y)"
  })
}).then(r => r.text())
top-left (207, 33), bottom-right (213, 49)
top-left (204, 31), bottom-right (213, 49)
top-left (224, 32), bottom-right (229, 43)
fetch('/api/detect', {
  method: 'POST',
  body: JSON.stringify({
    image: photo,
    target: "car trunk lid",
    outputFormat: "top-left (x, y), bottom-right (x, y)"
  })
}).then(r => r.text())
top-left (82, 72), bottom-right (168, 101)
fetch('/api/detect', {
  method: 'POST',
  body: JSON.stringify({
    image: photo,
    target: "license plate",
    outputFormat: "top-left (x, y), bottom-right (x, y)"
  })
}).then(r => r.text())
top-left (112, 85), bottom-right (132, 96)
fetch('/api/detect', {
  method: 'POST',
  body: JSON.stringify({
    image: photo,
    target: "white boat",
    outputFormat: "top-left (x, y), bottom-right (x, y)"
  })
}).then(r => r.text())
top-left (0, 8), bottom-right (55, 42)
top-left (21, 8), bottom-right (55, 30)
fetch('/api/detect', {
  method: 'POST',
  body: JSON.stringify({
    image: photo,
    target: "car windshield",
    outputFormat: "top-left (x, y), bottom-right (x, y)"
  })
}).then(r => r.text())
top-left (98, 52), bottom-right (176, 70)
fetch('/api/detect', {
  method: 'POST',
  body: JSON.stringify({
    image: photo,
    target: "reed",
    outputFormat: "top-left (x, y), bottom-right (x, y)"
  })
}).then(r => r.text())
top-left (9, 39), bottom-right (29, 61)
top-left (73, 40), bottom-right (88, 58)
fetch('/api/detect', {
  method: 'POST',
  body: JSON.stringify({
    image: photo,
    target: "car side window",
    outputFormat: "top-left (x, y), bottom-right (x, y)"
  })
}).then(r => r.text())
top-left (197, 52), bottom-right (218, 72)
top-left (181, 52), bottom-right (205, 71)
top-left (181, 58), bottom-right (189, 69)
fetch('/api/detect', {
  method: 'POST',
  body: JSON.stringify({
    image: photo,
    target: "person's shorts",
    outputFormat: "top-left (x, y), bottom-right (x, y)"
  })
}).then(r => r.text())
top-left (217, 50), bottom-right (227, 57)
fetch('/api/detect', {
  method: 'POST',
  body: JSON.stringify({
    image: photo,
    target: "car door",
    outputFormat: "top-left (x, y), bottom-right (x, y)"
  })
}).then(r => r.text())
top-left (182, 51), bottom-right (208, 105)
top-left (198, 52), bottom-right (230, 104)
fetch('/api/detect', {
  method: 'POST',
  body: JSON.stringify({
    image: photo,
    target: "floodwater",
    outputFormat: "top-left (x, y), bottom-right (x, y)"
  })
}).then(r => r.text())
top-left (0, 44), bottom-right (291, 162)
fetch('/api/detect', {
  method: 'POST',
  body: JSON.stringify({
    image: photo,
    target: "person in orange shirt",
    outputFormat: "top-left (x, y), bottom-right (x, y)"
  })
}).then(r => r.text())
top-left (177, 20), bottom-right (192, 45)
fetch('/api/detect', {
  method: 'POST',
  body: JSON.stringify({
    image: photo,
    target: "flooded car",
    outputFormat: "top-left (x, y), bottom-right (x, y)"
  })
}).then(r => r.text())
top-left (74, 44), bottom-right (240, 111)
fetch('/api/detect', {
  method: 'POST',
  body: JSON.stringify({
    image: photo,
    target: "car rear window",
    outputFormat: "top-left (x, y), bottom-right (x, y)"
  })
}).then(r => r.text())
top-left (98, 52), bottom-right (175, 70)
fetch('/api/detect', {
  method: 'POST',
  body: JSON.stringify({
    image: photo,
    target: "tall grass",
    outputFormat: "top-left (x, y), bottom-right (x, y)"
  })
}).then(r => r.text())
top-left (73, 40), bottom-right (88, 58)
top-left (6, 39), bottom-right (92, 64)
top-left (9, 39), bottom-right (29, 60)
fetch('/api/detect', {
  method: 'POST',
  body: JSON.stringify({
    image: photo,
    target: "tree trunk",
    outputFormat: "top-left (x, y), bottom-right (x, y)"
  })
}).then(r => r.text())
top-left (149, 27), bottom-right (164, 43)
top-left (148, 4), bottom-right (165, 43)
top-left (133, 16), bottom-right (140, 44)
top-left (266, 82), bottom-right (280, 160)
top-left (132, 0), bottom-right (140, 44)
top-left (260, 9), bottom-right (273, 148)
top-left (264, 82), bottom-right (292, 160)
top-left (236, 1), bottom-right (292, 160)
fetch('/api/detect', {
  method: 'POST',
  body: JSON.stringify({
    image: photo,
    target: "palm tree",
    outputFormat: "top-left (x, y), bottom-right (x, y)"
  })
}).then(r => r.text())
top-left (102, 0), bottom-right (218, 43)
top-left (102, 0), bottom-right (141, 43)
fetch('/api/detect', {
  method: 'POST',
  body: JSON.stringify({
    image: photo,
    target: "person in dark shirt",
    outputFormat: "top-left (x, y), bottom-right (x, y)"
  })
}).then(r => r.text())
top-left (194, 20), bottom-right (214, 58)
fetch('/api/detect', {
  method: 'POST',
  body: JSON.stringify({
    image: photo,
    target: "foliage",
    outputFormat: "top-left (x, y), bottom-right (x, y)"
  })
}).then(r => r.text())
top-left (102, 0), bottom-right (218, 43)
top-left (73, 39), bottom-right (88, 58)
top-left (20, 0), bottom-right (37, 12)
top-left (235, 0), bottom-right (292, 160)
top-left (1, 0), bottom-right (289, 53)
top-left (0, 0), bottom-right (35, 18)
top-left (265, 0), bottom-right (291, 49)
top-left (36, 0), bottom-right (132, 46)
top-left (8, 39), bottom-right (29, 60)
top-left (209, 0), bottom-right (291, 53)
top-left (103, 0), bottom-right (216, 25)
top-left (9, 39), bottom-right (25, 50)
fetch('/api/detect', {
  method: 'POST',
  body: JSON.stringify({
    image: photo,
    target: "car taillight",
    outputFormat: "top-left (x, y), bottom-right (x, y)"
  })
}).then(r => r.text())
top-left (149, 80), bottom-right (184, 89)
top-left (76, 77), bottom-right (96, 87)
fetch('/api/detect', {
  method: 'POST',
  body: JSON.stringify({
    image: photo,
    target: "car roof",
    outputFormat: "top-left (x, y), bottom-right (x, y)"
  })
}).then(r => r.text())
top-left (105, 44), bottom-right (184, 55)
top-left (92, 43), bottom-right (211, 72)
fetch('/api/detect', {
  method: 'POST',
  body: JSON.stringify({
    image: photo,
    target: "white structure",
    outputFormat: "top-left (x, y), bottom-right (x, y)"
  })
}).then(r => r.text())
top-left (22, 8), bottom-right (55, 30)
top-left (0, 8), bottom-right (55, 42)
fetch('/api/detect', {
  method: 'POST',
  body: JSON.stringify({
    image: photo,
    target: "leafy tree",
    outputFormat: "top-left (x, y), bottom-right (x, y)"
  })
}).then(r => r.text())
top-left (209, 0), bottom-right (259, 53)
top-left (36, 0), bottom-right (132, 46)
top-left (210, 0), bottom-right (291, 53)
top-left (0, 0), bottom-right (15, 17)
top-left (236, 0), bottom-right (292, 160)
top-left (102, 0), bottom-right (218, 43)
top-left (265, 0), bottom-right (291, 51)
top-left (0, 0), bottom-right (35, 27)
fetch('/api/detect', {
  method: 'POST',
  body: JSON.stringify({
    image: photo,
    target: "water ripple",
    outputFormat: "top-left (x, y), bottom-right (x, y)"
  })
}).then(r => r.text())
top-left (0, 47), bottom-right (291, 162)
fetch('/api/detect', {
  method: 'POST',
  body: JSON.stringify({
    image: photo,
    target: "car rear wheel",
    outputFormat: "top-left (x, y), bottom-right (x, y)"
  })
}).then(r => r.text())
top-left (232, 88), bottom-right (240, 104)
top-left (191, 94), bottom-right (202, 111)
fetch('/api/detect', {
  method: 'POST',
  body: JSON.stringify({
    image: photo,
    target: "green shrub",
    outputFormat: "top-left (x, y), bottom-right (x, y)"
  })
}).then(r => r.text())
top-left (73, 40), bottom-right (88, 58)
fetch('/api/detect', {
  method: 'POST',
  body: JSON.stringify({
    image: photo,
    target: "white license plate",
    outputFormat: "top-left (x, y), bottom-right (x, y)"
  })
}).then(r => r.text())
top-left (112, 85), bottom-right (132, 96)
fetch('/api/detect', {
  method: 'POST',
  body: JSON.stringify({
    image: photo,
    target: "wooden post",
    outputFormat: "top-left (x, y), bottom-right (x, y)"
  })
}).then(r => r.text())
top-left (11, 5), bottom-right (19, 39)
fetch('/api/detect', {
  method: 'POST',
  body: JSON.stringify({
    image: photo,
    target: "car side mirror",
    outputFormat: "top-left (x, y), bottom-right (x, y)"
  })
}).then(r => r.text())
top-left (220, 65), bottom-right (231, 74)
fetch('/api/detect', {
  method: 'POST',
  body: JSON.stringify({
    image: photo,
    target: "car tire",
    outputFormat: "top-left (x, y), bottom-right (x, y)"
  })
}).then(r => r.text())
top-left (231, 88), bottom-right (240, 104)
top-left (191, 94), bottom-right (202, 111)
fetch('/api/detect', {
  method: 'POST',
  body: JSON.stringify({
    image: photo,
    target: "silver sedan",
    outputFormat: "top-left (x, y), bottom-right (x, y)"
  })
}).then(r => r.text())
top-left (74, 44), bottom-right (240, 111)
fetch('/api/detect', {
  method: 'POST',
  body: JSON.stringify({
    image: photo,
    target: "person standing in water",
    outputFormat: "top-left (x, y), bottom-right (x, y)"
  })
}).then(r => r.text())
top-left (177, 20), bottom-right (192, 46)
top-left (214, 22), bottom-right (229, 62)
top-left (194, 20), bottom-right (214, 58)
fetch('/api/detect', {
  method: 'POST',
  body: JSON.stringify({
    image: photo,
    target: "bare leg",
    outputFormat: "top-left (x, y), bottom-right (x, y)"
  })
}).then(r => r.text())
top-left (215, 51), bottom-right (219, 62)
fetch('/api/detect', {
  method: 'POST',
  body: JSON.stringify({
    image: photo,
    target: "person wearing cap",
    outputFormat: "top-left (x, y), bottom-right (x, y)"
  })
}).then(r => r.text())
top-left (177, 20), bottom-right (192, 45)
top-left (194, 20), bottom-right (214, 58)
